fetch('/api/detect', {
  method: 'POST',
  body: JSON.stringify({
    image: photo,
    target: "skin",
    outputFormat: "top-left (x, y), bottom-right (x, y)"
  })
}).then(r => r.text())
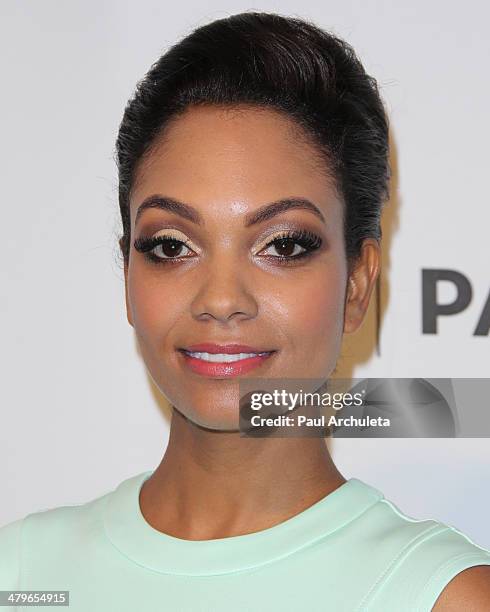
top-left (121, 104), bottom-right (490, 606)
top-left (432, 566), bottom-right (490, 611)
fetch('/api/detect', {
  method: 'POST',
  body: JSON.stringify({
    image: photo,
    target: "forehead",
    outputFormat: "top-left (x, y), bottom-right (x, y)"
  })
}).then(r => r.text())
top-left (129, 105), bottom-right (340, 225)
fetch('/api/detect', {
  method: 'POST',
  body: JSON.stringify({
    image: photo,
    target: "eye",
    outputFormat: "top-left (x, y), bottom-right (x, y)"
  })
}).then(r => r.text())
top-left (257, 229), bottom-right (322, 262)
top-left (133, 228), bottom-right (323, 266)
top-left (133, 232), bottom-right (196, 264)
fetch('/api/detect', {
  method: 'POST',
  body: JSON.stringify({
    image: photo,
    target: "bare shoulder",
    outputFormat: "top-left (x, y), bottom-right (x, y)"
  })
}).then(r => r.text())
top-left (432, 565), bottom-right (490, 611)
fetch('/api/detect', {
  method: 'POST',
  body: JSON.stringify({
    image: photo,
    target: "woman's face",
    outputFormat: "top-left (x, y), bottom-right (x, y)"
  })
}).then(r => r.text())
top-left (124, 105), bottom-right (365, 431)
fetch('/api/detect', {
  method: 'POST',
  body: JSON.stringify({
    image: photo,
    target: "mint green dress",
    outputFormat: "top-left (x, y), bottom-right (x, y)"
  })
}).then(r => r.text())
top-left (1, 470), bottom-right (489, 611)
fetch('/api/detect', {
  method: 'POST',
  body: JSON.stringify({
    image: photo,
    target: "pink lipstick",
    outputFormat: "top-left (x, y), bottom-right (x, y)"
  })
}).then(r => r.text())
top-left (178, 343), bottom-right (276, 378)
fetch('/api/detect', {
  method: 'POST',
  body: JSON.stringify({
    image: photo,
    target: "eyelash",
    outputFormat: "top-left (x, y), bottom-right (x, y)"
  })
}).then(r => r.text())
top-left (133, 229), bottom-right (323, 266)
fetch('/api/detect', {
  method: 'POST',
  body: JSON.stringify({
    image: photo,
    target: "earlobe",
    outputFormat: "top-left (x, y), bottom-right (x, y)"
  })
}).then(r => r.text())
top-left (343, 275), bottom-right (362, 334)
top-left (123, 263), bottom-right (134, 328)
top-left (343, 240), bottom-right (380, 335)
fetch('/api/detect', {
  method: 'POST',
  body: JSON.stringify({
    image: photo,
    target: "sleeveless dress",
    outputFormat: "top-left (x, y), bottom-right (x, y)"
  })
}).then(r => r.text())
top-left (1, 470), bottom-right (489, 611)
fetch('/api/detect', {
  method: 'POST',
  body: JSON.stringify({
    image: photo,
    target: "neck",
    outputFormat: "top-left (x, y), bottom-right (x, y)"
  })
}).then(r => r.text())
top-left (138, 407), bottom-right (346, 540)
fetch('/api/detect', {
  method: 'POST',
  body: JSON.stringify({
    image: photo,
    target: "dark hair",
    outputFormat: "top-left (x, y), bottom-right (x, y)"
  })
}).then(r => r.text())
top-left (116, 11), bottom-right (390, 278)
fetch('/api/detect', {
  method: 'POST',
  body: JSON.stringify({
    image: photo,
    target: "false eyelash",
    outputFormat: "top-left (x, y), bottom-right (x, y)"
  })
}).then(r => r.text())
top-left (133, 234), bottom-right (194, 265)
top-left (263, 229), bottom-right (322, 256)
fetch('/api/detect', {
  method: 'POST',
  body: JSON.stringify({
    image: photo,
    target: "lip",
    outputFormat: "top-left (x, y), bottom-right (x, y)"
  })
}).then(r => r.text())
top-left (177, 346), bottom-right (277, 378)
top-left (181, 343), bottom-right (274, 354)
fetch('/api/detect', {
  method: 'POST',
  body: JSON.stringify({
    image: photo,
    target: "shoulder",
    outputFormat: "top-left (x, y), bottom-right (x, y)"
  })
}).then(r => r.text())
top-left (0, 516), bottom-right (24, 589)
top-left (431, 565), bottom-right (490, 611)
top-left (0, 480), bottom-right (118, 588)
top-left (361, 494), bottom-right (490, 611)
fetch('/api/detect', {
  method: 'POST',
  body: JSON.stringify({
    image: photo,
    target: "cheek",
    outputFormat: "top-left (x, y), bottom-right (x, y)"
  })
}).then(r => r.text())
top-left (127, 268), bottom-right (182, 349)
top-left (303, 274), bottom-right (345, 338)
top-left (271, 263), bottom-right (347, 375)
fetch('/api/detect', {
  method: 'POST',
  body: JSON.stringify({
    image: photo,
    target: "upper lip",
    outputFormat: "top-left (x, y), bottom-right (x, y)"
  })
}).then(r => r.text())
top-left (180, 343), bottom-right (275, 354)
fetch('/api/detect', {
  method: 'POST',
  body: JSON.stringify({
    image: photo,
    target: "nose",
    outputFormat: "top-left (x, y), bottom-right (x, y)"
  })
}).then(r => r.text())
top-left (190, 261), bottom-right (258, 324)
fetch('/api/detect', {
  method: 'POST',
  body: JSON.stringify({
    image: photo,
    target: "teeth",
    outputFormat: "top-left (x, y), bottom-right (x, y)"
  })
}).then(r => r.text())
top-left (185, 351), bottom-right (269, 363)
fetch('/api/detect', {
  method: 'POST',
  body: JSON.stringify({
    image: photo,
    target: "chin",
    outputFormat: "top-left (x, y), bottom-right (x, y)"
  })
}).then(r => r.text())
top-left (180, 405), bottom-right (240, 432)
top-left (172, 385), bottom-right (243, 431)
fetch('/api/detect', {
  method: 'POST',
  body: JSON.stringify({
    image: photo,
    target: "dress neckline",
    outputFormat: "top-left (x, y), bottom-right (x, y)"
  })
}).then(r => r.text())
top-left (103, 470), bottom-right (384, 576)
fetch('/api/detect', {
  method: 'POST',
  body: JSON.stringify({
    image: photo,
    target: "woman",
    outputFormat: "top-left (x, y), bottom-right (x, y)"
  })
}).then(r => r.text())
top-left (1, 11), bottom-right (489, 611)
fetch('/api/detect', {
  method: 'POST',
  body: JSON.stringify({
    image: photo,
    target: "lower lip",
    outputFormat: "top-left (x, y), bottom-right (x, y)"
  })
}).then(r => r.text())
top-left (178, 350), bottom-right (276, 377)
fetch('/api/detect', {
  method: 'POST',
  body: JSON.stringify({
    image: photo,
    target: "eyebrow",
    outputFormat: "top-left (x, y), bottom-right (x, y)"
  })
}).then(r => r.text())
top-left (134, 195), bottom-right (326, 227)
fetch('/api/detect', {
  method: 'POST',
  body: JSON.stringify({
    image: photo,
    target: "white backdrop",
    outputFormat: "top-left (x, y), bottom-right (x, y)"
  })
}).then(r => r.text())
top-left (1, 1), bottom-right (489, 547)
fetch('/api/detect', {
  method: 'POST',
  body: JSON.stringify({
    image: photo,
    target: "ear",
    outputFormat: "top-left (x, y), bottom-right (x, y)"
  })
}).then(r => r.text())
top-left (343, 239), bottom-right (380, 334)
top-left (120, 238), bottom-right (133, 328)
